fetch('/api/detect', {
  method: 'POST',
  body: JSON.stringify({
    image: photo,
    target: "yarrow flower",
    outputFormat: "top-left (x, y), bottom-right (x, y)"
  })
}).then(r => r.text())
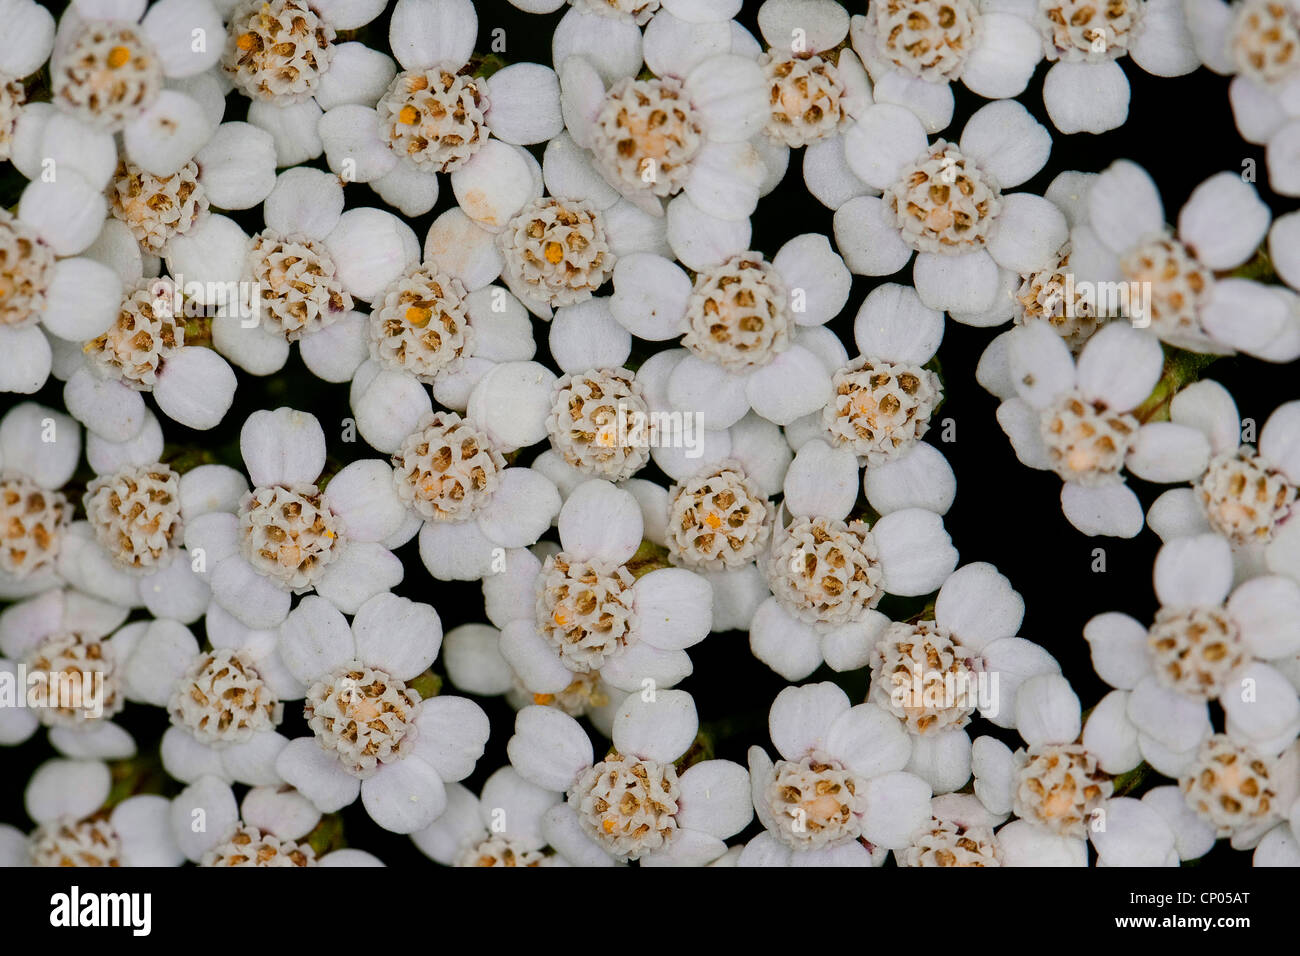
top-left (171, 775), bottom-right (382, 866)
top-left (990, 321), bottom-right (1213, 538)
top-left (839, 100), bottom-right (1068, 315)
top-left (0, 588), bottom-right (130, 758)
top-left (494, 479), bottom-right (714, 694)
top-left (508, 690), bottom-right (753, 865)
top-left (183, 407), bottom-right (409, 629)
top-left (559, 45), bottom-right (770, 221)
top-left (274, 591), bottom-right (491, 834)
top-left (1085, 533), bottom-right (1300, 772)
top-left (1068, 160), bottom-right (1298, 359)
top-left (0, 404), bottom-right (80, 599)
top-left (748, 438), bottom-right (958, 679)
top-left (49, 0), bottom-right (223, 176)
top-left (1147, 384), bottom-right (1300, 580)
top-left (410, 765), bottom-right (563, 867)
top-left (0, 757), bottom-right (182, 867)
top-left (318, 0), bottom-right (564, 218)
top-left (740, 682), bottom-right (933, 866)
top-left (608, 233), bottom-right (851, 427)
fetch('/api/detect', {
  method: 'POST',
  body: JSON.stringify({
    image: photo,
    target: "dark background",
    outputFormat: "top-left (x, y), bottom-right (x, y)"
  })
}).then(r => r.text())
top-left (2, 0), bottom-right (1294, 867)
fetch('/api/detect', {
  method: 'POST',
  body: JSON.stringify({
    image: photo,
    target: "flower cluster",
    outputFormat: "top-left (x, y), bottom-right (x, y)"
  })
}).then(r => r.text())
top-left (0, 0), bottom-right (1296, 874)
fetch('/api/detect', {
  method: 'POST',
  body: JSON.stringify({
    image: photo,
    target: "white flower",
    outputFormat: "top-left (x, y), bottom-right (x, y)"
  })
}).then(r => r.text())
top-left (608, 233), bottom-right (851, 427)
top-left (442, 621), bottom-right (624, 736)
top-left (849, 0), bottom-right (1042, 132)
top-left (1028, 0), bottom-right (1198, 134)
top-left (1146, 382), bottom-right (1300, 582)
top-left (62, 276), bottom-right (238, 434)
top-left (317, 0), bottom-right (564, 218)
top-left (740, 681), bottom-right (931, 865)
top-left (1085, 533), bottom-right (1300, 768)
top-left (840, 99), bottom-right (1067, 315)
top-left (972, 673), bottom-right (1187, 866)
top-left (392, 411), bottom-right (560, 583)
top-left (0, 403), bottom-right (80, 598)
top-left (508, 689), bottom-right (752, 865)
top-left (346, 265), bottom-right (539, 453)
top-left (274, 591), bottom-right (491, 835)
top-left (1185, 0), bottom-right (1300, 195)
top-left (223, 0), bottom-right (392, 167)
top-left (1068, 160), bottom-right (1297, 358)
top-left (113, 610), bottom-right (299, 787)
top-left (0, 588), bottom-right (132, 759)
top-left (0, 757), bottom-right (182, 866)
top-left (749, 438), bottom-right (958, 680)
top-left (0, 206), bottom-right (121, 394)
top-left (0, 0), bottom-right (54, 163)
top-left (896, 792), bottom-right (1008, 865)
top-left (165, 168), bottom-right (419, 380)
top-left (786, 284), bottom-right (953, 483)
top-left (411, 765), bottom-right (563, 866)
top-left (1175, 734), bottom-right (1298, 848)
top-left (993, 320), bottom-right (1211, 538)
top-left (49, 0), bottom-right (223, 175)
top-left (104, 122), bottom-right (278, 257)
top-left (866, 561), bottom-right (1057, 793)
top-left (55, 430), bottom-right (242, 621)
top-left (494, 479), bottom-right (713, 695)
top-left (184, 407), bottom-right (408, 629)
top-left (170, 775), bottom-right (383, 865)
top-left (559, 43), bottom-right (770, 221)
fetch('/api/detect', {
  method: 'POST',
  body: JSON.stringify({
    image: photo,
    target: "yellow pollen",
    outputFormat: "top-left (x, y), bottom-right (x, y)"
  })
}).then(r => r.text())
top-left (107, 46), bottom-right (132, 68)
top-left (544, 242), bottom-right (564, 264)
top-left (602, 818), bottom-right (617, 833)
top-left (704, 512), bottom-right (722, 529)
top-left (236, 32), bottom-right (257, 51)
top-left (532, 693), bottom-right (554, 705)
top-left (553, 609), bottom-right (569, 627)
top-left (398, 104), bottom-right (419, 125)
top-left (405, 305), bottom-right (432, 327)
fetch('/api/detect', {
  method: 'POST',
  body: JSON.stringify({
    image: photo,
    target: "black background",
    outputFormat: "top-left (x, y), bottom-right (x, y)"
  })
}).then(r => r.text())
top-left (2, 0), bottom-right (1295, 868)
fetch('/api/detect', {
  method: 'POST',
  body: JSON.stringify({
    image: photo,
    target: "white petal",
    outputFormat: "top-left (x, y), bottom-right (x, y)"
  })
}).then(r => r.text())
top-left (833, 194), bottom-right (913, 275)
top-left (744, 344), bottom-right (833, 425)
top-left (1088, 159), bottom-right (1164, 255)
top-left (123, 90), bottom-right (215, 177)
top-left (873, 508), bottom-right (958, 595)
top-left (240, 407), bottom-right (326, 487)
top-left (507, 705), bottom-right (593, 791)
top-left (1178, 172), bottom-right (1271, 271)
top-left (864, 443), bottom-right (956, 515)
top-left (934, 561), bottom-right (1024, 651)
top-left (275, 737), bottom-right (360, 812)
top-left (484, 63), bottom-right (564, 145)
top-left (388, 0), bottom-right (476, 71)
top-left (1043, 60), bottom-right (1129, 134)
top-left (1076, 322), bottom-right (1163, 410)
top-left (411, 695), bottom-right (489, 781)
top-left (450, 139), bottom-right (538, 231)
top-left (558, 479), bottom-right (644, 564)
top-left (1154, 533), bottom-right (1234, 606)
top-left (784, 439), bottom-right (859, 519)
top-left (1084, 611), bottom-right (1154, 690)
top-left (749, 597), bottom-right (824, 680)
top-left (1060, 481), bottom-right (1145, 538)
top-left (153, 347), bottom-right (236, 430)
top-left (987, 194), bottom-right (1068, 274)
top-left (466, 361), bottom-right (557, 451)
top-left (768, 681), bottom-right (850, 761)
top-left (913, 249), bottom-right (1001, 314)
